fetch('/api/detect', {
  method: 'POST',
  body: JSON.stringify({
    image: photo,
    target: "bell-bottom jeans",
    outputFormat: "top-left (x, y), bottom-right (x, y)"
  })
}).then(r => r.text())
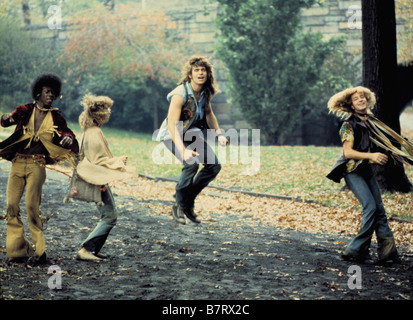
top-left (164, 130), bottom-right (221, 209)
top-left (6, 157), bottom-right (46, 259)
top-left (82, 185), bottom-right (117, 254)
top-left (343, 165), bottom-right (397, 260)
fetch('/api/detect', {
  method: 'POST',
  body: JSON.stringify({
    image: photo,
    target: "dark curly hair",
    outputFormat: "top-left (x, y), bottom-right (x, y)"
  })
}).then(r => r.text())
top-left (31, 73), bottom-right (62, 100)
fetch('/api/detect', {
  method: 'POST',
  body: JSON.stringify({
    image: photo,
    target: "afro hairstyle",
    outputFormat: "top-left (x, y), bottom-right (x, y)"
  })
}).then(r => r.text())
top-left (31, 73), bottom-right (62, 100)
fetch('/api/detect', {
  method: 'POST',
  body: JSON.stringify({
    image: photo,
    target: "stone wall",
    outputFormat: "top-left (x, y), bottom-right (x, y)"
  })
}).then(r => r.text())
top-left (141, 0), bottom-right (365, 131)
top-left (301, 1), bottom-right (362, 52)
top-left (25, 1), bottom-right (404, 140)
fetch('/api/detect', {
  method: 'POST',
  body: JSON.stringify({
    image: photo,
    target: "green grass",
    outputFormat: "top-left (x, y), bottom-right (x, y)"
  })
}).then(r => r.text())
top-left (1, 122), bottom-right (412, 220)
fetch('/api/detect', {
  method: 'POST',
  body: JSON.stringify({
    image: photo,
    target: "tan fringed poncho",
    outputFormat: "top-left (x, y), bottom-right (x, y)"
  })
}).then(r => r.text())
top-left (76, 126), bottom-right (135, 185)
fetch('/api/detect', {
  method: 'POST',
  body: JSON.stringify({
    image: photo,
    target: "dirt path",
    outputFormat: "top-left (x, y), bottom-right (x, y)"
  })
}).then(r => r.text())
top-left (0, 160), bottom-right (412, 303)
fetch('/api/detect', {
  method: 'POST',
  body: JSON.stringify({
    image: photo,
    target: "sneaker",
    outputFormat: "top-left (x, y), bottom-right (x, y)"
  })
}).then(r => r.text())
top-left (181, 207), bottom-right (201, 224)
top-left (172, 204), bottom-right (186, 225)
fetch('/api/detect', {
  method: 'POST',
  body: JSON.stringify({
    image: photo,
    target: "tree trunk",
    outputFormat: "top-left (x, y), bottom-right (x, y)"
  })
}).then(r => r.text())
top-left (151, 81), bottom-right (159, 132)
top-left (22, 1), bottom-right (30, 26)
top-left (361, 0), bottom-right (413, 192)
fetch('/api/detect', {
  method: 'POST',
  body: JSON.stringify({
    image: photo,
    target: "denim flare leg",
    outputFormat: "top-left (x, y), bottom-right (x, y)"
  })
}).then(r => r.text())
top-left (82, 185), bottom-right (117, 254)
top-left (343, 166), bottom-right (397, 260)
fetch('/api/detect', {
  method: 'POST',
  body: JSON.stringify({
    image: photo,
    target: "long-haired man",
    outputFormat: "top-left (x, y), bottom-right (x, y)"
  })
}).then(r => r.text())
top-left (157, 56), bottom-right (228, 224)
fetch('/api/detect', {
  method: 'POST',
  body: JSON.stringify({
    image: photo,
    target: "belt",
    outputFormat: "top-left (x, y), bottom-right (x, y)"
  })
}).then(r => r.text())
top-left (15, 153), bottom-right (46, 160)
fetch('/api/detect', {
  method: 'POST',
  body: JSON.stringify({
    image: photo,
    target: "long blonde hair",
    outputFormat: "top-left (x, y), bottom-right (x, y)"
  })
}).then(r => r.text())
top-left (78, 94), bottom-right (114, 130)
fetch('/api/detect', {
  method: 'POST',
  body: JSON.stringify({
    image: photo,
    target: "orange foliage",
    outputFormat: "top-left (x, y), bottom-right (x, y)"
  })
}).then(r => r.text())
top-left (63, 3), bottom-right (189, 85)
top-left (396, 0), bottom-right (413, 65)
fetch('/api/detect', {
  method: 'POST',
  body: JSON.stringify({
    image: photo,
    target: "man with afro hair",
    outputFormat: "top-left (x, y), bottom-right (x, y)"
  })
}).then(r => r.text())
top-left (0, 73), bottom-right (79, 266)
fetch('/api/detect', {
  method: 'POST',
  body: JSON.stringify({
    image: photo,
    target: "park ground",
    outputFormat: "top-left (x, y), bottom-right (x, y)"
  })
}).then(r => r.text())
top-left (0, 160), bottom-right (411, 304)
top-left (0, 109), bottom-right (412, 310)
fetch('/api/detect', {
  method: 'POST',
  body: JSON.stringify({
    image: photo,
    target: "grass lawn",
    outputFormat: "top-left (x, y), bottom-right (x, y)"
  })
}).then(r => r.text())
top-left (1, 121), bottom-right (412, 221)
top-left (89, 123), bottom-right (413, 221)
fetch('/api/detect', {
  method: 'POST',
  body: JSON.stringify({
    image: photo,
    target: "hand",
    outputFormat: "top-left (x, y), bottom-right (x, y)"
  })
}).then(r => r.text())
top-left (120, 156), bottom-right (128, 165)
top-left (218, 135), bottom-right (228, 147)
top-left (183, 148), bottom-right (199, 163)
top-left (3, 113), bottom-right (14, 123)
top-left (60, 136), bottom-right (73, 147)
top-left (370, 152), bottom-right (388, 165)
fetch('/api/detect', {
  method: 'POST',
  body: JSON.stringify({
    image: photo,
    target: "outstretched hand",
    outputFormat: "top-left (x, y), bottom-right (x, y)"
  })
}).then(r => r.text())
top-left (60, 136), bottom-right (73, 148)
top-left (3, 113), bottom-right (14, 123)
top-left (120, 156), bottom-right (128, 165)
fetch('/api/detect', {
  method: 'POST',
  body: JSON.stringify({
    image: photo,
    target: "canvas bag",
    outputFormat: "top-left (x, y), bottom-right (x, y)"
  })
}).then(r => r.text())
top-left (63, 135), bottom-right (103, 206)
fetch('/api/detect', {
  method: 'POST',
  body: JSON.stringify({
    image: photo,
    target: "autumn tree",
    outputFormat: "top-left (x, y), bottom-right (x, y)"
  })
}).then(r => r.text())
top-left (215, 0), bottom-right (352, 145)
top-left (396, 0), bottom-right (413, 66)
top-left (62, 3), bottom-right (189, 131)
top-left (362, 0), bottom-right (413, 192)
top-left (395, 0), bottom-right (413, 114)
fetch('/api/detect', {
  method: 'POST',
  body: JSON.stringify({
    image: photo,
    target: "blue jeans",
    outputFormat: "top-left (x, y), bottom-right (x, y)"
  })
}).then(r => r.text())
top-left (343, 165), bottom-right (397, 260)
top-left (82, 185), bottom-right (117, 254)
top-left (164, 130), bottom-right (221, 209)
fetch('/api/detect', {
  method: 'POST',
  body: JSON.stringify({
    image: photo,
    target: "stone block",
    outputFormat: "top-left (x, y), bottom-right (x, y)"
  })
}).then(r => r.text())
top-left (301, 7), bottom-right (330, 16)
top-left (324, 16), bottom-right (346, 23)
top-left (189, 32), bottom-right (215, 43)
top-left (301, 16), bottom-right (326, 26)
top-left (195, 9), bottom-right (217, 22)
top-left (339, 21), bottom-right (362, 31)
top-left (304, 25), bottom-right (340, 34)
top-left (338, 1), bottom-right (361, 10)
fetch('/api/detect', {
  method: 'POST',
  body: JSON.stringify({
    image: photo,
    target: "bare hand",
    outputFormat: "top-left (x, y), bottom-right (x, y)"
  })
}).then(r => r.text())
top-left (218, 135), bottom-right (228, 147)
top-left (183, 148), bottom-right (199, 163)
top-left (120, 156), bottom-right (128, 165)
top-left (60, 136), bottom-right (73, 147)
top-left (3, 113), bottom-right (14, 123)
top-left (370, 152), bottom-right (388, 165)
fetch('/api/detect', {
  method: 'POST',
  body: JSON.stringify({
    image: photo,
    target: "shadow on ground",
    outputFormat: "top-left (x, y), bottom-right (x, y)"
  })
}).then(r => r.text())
top-left (0, 161), bottom-right (412, 301)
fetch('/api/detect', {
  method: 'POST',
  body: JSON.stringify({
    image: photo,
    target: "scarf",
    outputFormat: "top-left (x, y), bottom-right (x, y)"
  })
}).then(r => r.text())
top-left (355, 113), bottom-right (413, 166)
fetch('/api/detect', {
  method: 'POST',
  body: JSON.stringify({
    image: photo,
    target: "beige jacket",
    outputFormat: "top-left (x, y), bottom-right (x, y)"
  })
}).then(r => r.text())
top-left (77, 126), bottom-right (134, 185)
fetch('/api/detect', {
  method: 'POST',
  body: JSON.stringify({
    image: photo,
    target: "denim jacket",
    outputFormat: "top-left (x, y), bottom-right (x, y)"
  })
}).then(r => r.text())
top-left (156, 81), bottom-right (208, 141)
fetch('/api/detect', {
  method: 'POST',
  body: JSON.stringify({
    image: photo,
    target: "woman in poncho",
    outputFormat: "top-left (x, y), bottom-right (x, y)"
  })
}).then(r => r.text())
top-left (76, 94), bottom-right (134, 261)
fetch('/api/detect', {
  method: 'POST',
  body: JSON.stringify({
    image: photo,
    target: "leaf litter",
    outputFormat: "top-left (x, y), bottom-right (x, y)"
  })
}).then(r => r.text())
top-left (111, 174), bottom-right (413, 252)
